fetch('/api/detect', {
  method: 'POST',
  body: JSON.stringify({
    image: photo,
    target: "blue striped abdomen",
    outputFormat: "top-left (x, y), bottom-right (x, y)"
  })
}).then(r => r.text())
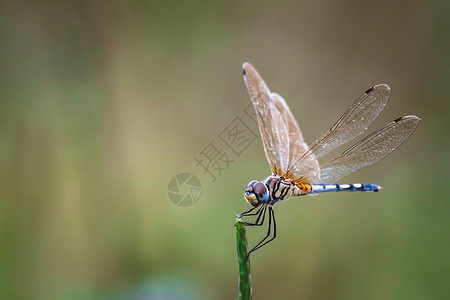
top-left (310, 183), bottom-right (381, 194)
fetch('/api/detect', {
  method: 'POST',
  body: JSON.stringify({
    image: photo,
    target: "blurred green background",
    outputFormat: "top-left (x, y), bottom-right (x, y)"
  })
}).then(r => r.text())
top-left (0, 0), bottom-right (449, 299)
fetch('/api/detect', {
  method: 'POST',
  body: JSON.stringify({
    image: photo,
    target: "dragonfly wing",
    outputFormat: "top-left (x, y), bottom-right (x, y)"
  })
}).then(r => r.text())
top-left (310, 84), bottom-right (391, 158)
top-left (243, 63), bottom-right (290, 175)
top-left (271, 92), bottom-right (320, 182)
top-left (318, 115), bottom-right (421, 184)
top-left (285, 84), bottom-right (391, 179)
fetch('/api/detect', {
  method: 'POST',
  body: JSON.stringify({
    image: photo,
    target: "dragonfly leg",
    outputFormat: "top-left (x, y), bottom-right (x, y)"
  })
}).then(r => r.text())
top-left (240, 205), bottom-right (267, 226)
top-left (238, 205), bottom-right (263, 218)
top-left (245, 206), bottom-right (276, 262)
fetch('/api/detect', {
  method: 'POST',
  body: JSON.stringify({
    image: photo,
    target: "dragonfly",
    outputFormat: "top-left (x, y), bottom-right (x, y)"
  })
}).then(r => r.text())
top-left (239, 62), bottom-right (421, 259)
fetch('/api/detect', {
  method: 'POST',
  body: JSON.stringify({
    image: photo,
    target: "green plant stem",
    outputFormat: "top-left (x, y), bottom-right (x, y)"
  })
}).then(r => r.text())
top-left (236, 217), bottom-right (252, 300)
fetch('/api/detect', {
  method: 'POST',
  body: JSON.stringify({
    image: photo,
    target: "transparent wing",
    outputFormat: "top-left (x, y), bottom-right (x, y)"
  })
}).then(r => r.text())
top-left (243, 62), bottom-right (290, 175)
top-left (271, 92), bottom-right (320, 182)
top-left (318, 115), bottom-right (421, 184)
top-left (285, 84), bottom-right (391, 181)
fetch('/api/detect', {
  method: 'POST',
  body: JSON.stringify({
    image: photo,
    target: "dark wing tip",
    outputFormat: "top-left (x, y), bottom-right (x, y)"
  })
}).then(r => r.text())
top-left (365, 84), bottom-right (391, 95)
top-left (364, 86), bottom-right (374, 94)
top-left (393, 115), bottom-right (421, 123)
top-left (242, 62), bottom-right (253, 77)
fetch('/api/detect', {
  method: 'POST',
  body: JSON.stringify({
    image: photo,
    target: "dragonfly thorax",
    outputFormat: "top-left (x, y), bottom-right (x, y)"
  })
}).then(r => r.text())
top-left (265, 175), bottom-right (296, 203)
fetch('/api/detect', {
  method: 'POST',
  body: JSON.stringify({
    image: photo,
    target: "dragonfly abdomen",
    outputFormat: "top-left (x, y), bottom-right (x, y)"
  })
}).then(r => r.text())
top-left (309, 183), bottom-right (381, 194)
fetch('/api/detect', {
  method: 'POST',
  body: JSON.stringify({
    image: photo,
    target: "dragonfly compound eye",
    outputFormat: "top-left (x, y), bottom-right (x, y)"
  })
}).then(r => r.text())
top-left (246, 180), bottom-right (258, 191)
top-left (253, 182), bottom-right (267, 195)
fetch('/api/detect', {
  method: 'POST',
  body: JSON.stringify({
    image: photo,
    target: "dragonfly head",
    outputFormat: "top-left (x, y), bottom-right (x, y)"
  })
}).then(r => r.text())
top-left (244, 180), bottom-right (269, 207)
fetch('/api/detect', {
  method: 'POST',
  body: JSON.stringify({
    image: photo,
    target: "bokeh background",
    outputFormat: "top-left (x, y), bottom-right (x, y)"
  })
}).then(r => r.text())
top-left (1, 1), bottom-right (449, 299)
